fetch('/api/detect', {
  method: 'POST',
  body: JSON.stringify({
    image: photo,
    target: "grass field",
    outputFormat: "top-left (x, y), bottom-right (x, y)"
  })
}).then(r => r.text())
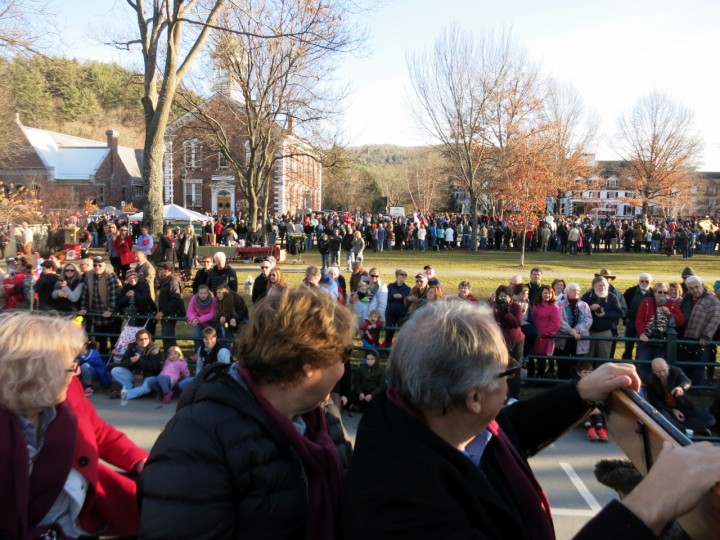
top-left (263, 248), bottom-right (720, 300)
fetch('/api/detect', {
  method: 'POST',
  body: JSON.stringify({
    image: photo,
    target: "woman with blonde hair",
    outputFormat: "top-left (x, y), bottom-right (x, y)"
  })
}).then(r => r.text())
top-left (141, 287), bottom-right (356, 538)
top-left (0, 311), bottom-right (148, 538)
top-left (267, 267), bottom-right (288, 296)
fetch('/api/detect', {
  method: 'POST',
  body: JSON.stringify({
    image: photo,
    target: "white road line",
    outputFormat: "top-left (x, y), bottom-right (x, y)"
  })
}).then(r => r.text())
top-left (551, 508), bottom-right (597, 517)
top-left (559, 462), bottom-right (602, 513)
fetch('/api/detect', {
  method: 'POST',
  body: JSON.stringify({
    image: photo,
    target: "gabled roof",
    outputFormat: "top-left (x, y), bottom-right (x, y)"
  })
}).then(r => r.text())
top-left (20, 125), bottom-right (142, 182)
top-left (117, 147), bottom-right (143, 180)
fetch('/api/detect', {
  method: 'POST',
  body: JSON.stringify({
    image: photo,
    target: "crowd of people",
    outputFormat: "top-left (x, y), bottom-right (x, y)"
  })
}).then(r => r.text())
top-left (4, 208), bottom-right (720, 537)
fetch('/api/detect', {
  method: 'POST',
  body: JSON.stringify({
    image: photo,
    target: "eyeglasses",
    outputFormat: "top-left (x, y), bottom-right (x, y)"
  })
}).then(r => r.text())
top-left (639, 280), bottom-right (650, 283)
top-left (64, 268), bottom-right (75, 272)
top-left (655, 291), bottom-right (668, 295)
top-left (340, 345), bottom-right (353, 364)
top-left (497, 358), bottom-right (522, 379)
top-left (65, 361), bottom-right (79, 373)
top-left (370, 274), bottom-right (380, 278)
top-left (260, 265), bottom-right (270, 269)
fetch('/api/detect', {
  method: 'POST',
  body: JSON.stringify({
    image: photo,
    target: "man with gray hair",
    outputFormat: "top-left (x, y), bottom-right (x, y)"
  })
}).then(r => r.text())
top-left (581, 276), bottom-right (623, 361)
top-left (678, 275), bottom-right (720, 384)
top-left (341, 302), bottom-right (720, 538)
top-left (622, 273), bottom-right (654, 360)
top-left (207, 251), bottom-right (238, 294)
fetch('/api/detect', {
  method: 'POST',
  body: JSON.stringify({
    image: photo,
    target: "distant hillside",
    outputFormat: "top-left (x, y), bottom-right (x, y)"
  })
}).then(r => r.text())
top-left (1, 55), bottom-right (194, 149)
top-left (349, 144), bottom-right (433, 167)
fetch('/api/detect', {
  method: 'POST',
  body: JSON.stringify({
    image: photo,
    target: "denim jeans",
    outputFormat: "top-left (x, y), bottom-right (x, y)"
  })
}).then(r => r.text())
top-left (192, 323), bottom-right (205, 353)
top-left (145, 375), bottom-right (172, 394)
top-left (80, 363), bottom-right (98, 386)
top-left (178, 377), bottom-right (194, 392)
top-left (111, 366), bottom-right (135, 390)
top-left (344, 251), bottom-right (355, 269)
top-left (635, 342), bottom-right (662, 381)
top-left (321, 253), bottom-right (330, 268)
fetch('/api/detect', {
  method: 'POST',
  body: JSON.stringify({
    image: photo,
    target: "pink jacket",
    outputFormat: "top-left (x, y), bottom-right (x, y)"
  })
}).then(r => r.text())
top-left (187, 295), bottom-right (217, 327)
top-left (531, 302), bottom-right (562, 355)
top-left (160, 359), bottom-right (191, 387)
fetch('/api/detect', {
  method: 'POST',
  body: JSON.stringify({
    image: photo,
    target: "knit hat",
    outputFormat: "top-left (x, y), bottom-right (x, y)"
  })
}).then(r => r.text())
top-left (681, 266), bottom-right (696, 278)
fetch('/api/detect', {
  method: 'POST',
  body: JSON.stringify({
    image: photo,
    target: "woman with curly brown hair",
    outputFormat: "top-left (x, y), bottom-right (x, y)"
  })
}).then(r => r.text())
top-left (140, 287), bottom-right (357, 539)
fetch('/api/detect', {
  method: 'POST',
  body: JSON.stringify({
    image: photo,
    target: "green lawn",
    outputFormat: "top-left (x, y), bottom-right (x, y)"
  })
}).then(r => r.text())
top-left (270, 248), bottom-right (720, 300)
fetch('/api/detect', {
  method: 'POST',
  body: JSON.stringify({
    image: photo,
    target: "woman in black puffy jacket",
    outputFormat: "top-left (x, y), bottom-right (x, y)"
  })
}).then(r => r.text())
top-left (139, 287), bottom-right (356, 539)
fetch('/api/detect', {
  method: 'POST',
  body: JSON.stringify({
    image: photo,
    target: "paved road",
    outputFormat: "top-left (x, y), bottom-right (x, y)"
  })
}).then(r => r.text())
top-left (92, 393), bottom-right (625, 539)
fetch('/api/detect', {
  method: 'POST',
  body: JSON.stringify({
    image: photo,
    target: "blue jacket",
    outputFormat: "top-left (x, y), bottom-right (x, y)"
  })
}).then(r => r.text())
top-left (78, 348), bottom-right (112, 387)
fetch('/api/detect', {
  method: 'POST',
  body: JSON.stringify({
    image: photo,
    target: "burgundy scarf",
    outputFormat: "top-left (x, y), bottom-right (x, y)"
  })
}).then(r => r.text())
top-left (240, 368), bottom-right (344, 540)
top-left (387, 389), bottom-right (555, 540)
top-left (0, 402), bottom-right (77, 538)
top-left (487, 420), bottom-right (555, 540)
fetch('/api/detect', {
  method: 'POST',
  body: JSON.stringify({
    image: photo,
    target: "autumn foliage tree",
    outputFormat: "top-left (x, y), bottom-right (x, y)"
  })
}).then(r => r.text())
top-left (0, 181), bottom-right (42, 226)
top-left (615, 91), bottom-right (702, 217)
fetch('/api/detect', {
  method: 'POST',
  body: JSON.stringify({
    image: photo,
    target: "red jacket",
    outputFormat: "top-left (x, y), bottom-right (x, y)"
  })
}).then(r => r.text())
top-left (114, 233), bottom-right (135, 266)
top-left (2, 271), bottom-right (29, 309)
top-left (635, 297), bottom-right (684, 336)
top-left (0, 377), bottom-right (148, 538)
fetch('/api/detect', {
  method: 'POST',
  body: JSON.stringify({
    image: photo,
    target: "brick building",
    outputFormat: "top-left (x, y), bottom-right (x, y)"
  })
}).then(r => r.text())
top-left (0, 117), bottom-right (143, 209)
top-left (163, 93), bottom-right (322, 218)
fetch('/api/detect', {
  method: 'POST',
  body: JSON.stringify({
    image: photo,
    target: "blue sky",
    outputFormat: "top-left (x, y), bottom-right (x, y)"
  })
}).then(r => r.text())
top-left (58, 0), bottom-right (720, 170)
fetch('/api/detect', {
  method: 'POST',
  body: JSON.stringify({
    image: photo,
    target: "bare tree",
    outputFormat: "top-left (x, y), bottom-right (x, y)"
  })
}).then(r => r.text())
top-left (117, 0), bottom-right (225, 233)
top-left (405, 149), bottom-right (447, 212)
top-left (407, 26), bottom-right (518, 250)
top-left (615, 91), bottom-right (703, 216)
top-left (0, 0), bottom-right (55, 57)
top-left (177, 0), bottom-right (360, 226)
top-left (541, 81), bottom-right (596, 214)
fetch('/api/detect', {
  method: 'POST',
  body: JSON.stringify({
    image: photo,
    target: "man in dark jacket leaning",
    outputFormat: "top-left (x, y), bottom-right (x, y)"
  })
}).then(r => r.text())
top-left (643, 357), bottom-right (715, 433)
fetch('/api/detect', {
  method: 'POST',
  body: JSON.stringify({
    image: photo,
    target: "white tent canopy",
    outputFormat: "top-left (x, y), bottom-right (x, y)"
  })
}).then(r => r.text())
top-left (127, 204), bottom-right (209, 222)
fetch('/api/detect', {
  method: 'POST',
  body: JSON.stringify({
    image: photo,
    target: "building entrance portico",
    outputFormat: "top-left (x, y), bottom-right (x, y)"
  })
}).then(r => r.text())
top-left (211, 176), bottom-right (235, 216)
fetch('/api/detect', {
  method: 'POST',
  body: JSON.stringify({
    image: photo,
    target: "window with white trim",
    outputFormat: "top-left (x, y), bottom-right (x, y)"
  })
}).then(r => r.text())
top-left (184, 180), bottom-right (203, 208)
top-left (183, 140), bottom-right (203, 169)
